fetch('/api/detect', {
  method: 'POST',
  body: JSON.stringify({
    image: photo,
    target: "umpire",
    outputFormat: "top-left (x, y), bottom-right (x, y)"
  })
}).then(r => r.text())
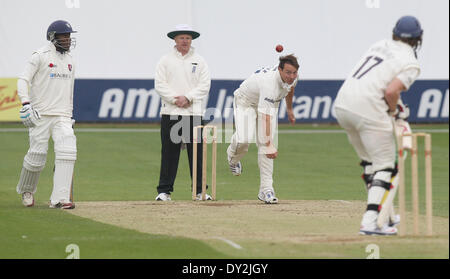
top-left (154, 24), bottom-right (211, 201)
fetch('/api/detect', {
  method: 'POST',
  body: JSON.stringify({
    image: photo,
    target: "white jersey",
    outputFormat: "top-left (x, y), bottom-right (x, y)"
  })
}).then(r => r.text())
top-left (334, 39), bottom-right (420, 123)
top-left (18, 42), bottom-right (75, 117)
top-left (155, 46), bottom-right (211, 116)
top-left (234, 66), bottom-right (298, 116)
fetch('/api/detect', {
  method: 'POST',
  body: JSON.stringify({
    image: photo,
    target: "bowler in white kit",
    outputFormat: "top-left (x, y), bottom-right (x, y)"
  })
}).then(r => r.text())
top-left (16, 20), bottom-right (78, 209)
top-left (334, 16), bottom-right (423, 235)
top-left (227, 55), bottom-right (298, 204)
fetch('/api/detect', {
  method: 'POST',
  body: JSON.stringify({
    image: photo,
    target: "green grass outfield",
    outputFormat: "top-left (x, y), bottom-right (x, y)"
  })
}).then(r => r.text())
top-left (0, 123), bottom-right (448, 259)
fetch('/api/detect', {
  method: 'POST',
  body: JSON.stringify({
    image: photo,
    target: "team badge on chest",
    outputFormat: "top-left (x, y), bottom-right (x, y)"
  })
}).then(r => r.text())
top-left (68, 64), bottom-right (72, 71)
top-left (191, 62), bottom-right (197, 73)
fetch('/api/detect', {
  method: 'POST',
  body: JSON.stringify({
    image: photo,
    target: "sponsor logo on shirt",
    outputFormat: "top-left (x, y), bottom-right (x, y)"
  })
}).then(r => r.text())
top-left (49, 73), bottom-right (71, 79)
top-left (264, 97), bottom-right (283, 104)
top-left (255, 66), bottom-right (277, 74)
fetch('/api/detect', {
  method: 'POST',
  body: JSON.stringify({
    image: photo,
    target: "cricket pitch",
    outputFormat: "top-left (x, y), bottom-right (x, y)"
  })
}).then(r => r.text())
top-left (68, 200), bottom-right (449, 258)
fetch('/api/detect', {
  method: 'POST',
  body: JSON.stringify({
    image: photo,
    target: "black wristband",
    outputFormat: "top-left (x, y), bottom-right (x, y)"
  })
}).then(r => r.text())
top-left (22, 102), bottom-right (30, 106)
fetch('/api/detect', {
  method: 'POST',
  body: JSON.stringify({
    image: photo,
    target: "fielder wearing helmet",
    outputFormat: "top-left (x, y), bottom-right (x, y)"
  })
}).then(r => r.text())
top-left (47, 20), bottom-right (77, 53)
top-left (393, 15), bottom-right (423, 57)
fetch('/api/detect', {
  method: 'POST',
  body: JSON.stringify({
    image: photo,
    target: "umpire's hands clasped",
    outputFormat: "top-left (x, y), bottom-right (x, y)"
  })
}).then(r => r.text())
top-left (175, 96), bottom-right (190, 108)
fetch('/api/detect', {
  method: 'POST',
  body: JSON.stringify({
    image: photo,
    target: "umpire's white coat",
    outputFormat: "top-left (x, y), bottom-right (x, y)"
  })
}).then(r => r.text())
top-left (155, 46), bottom-right (211, 116)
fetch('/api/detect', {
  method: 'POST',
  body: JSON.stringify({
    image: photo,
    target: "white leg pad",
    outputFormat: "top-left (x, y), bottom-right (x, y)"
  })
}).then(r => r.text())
top-left (361, 210), bottom-right (378, 228)
top-left (50, 159), bottom-right (75, 204)
top-left (17, 152), bottom-right (47, 194)
top-left (367, 186), bottom-right (386, 205)
top-left (368, 170), bottom-right (392, 204)
top-left (54, 135), bottom-right (77, 161)
top-left (51, 123), bottom-right (76, 204)
top-left (16, 167), bottom-right (41, 194)
top-left (23, 152), bottom-right (47, 172)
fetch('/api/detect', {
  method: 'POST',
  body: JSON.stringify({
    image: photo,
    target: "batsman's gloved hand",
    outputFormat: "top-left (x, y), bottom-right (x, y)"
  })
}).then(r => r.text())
top-left (19, 103), bottom-right (41, 128)
top-left (394, 102), bottom-right (410, 120)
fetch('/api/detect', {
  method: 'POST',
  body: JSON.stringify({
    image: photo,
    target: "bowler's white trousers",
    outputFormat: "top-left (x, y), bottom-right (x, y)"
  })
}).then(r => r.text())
top-left (227, 95), bottom-right (279, 194)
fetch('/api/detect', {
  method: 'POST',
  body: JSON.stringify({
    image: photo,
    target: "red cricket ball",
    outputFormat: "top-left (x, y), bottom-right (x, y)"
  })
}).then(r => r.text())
top-left (275, 44), bottom-right (283, 53)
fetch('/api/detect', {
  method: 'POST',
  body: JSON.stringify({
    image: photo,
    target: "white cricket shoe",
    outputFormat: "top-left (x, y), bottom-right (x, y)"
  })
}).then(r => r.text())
top-left (196, 193), bottom-right (213, 201)
top-left (258, 190), bottom-right (278, 204)
top-left (155, 193), bottom-right (171, 201)
top-left (359, 224), bottom-right (398, 236)
top-left (388, 214), bottom-right (401, 227)
top-left (49, 200), bottom-right (75, 209)
top-left (22, 192), bottom-right (34, 207)
top-left (228, 156), bottom-right (242, 176)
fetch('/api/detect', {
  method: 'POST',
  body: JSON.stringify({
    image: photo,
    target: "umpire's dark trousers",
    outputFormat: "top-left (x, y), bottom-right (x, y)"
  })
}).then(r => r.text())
top-left (157, 114), bottom-right (206, 195)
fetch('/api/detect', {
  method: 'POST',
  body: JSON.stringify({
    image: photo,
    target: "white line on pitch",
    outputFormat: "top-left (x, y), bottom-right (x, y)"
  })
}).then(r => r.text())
top-left (211, 237), bottom-right (243, 250)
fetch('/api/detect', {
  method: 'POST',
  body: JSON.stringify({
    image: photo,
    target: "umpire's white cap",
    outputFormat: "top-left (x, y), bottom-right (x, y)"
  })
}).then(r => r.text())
top-left (167, 24), bottom-right (200, 40)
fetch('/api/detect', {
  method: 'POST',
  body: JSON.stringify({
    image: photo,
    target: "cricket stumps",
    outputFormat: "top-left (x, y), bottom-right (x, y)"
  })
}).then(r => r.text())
top-left (192, 125), bottom-right (217, 201)
top-left (398, 132), bottom-right (432, 236)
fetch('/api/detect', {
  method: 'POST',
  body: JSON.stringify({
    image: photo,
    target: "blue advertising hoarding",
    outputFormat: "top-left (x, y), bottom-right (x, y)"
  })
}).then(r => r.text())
top-left (73, 79), bottom-right (449, 123)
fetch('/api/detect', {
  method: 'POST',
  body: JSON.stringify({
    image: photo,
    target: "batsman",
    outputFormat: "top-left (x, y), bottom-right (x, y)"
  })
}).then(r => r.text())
top-left (16, 20), bottom-right (77, 209)
top-left (334, 16), bottom-right (423, 235)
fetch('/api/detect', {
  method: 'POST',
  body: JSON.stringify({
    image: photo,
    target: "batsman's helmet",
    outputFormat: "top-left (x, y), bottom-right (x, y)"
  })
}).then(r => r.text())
top-left (46, 20), bottom-right (77, 41)
top-left (392, 16), bottom-right (423, 57)
top-left (393, 16), bottom-right (423, 39)
top-left (46, 20), bottom-right (77, 52)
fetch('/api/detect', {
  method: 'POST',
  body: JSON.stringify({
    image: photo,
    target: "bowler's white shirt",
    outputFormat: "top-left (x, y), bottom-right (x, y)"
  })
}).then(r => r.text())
top-left (235, 66), bottom-right (297, 116)
top-left (334, 39), bottom-right (420, 123)
top-left (18, 42), bottom-right (75, 117)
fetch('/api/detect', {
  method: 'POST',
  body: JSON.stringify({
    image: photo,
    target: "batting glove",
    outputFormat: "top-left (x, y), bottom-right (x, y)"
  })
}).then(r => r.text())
top-left (395, 102), bottom-right (410, 120)
top-left (20, 103), bottom-right (41, 128)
